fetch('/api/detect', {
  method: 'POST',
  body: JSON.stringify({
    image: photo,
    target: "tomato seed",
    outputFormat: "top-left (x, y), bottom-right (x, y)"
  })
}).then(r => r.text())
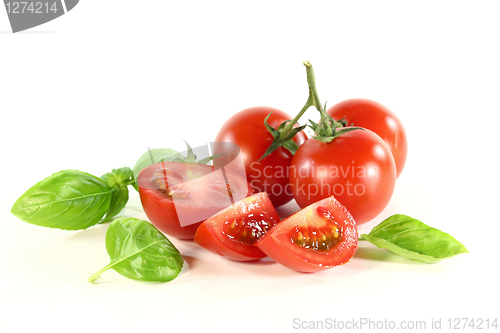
top-left (222, 216), bottom-right (277, 245)
top-left (290, 208), bottom-right (343, 251)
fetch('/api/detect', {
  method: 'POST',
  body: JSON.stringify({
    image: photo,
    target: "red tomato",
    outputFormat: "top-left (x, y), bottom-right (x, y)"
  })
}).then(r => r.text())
top-left (138, 162), bottom-right (252, 240)
top-left (215, 106), bottom-right (307, 207)
top-left (255, 196), bottom-right (358, 272)
top-left (327, 98), bottom-right (407, 178)
top-left (289, 129), bottom-right (396, 225)
top-left (194, 192), bottom-right (280, 261)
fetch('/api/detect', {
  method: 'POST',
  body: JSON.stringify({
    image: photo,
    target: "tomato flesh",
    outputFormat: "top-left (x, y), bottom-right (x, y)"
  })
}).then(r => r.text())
top-left (290, 206), bottom-right (343, 252)
top-left (138, 161), bottom-right (252, 240)
top-left (194, 192), bottom-right (280, 261)
top-left (255, 196), bottom-right (358, 273)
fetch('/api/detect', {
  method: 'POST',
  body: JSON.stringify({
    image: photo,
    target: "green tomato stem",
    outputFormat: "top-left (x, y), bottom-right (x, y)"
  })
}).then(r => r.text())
top-left (303, 61), bottom-right (338, 137)
top-left (279, 96), bottom-right (313, 141)
top-left (279, 61), bottom-right (328, 140)
top-left (263, 61), bottom-right (356, 158)
top-left (303, 61), bottom-right (323, 113)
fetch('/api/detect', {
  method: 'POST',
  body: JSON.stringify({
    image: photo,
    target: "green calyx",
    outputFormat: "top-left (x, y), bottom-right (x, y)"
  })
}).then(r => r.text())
top-left (175, 139), bottom-right (224, 165)
top-left (308, 116), bottom-right (364, 143)
top-left (302, 61), bottom-right (364, 143)
top-left (259, 61), bottom-right (363, 160)
top-left (260, 113), bottom-right (307, 160)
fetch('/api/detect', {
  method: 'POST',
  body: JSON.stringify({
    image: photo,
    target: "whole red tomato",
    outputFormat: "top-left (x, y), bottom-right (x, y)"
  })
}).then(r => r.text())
top-left (215, 106), bottom-right (307, 207)
top-left (289, 129), bottom-right (396, 225)
top-left (327, 98), bottom-right (407, 178)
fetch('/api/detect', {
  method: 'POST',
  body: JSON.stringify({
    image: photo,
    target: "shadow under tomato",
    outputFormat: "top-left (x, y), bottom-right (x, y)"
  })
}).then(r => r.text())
top-left (241, 256), bottom-right (276, 266)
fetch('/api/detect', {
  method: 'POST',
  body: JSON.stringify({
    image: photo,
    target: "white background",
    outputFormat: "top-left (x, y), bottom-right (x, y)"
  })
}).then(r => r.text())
top-left (1, 1), bottom-right (499, 332)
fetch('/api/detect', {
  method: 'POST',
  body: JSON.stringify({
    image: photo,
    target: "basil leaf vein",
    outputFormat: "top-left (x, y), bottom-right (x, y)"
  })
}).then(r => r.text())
top-left (88, 217), bottom-right (184, 283)
top-left (11, 170), bottom-right (112, 230)
top-left (360, 214), bottom-right (468, 263)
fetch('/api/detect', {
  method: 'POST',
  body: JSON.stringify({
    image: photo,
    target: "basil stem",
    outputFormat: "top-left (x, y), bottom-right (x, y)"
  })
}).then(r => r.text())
top-left (99, 167), bottom-right (135, 223)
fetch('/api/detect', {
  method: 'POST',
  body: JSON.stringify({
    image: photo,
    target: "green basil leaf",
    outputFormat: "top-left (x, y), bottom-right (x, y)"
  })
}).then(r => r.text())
top-left (360, 214), bottom-right (469, 263)
top-left (88, 217), bottom-right (184, 283)
top-left (11, 170), bottom-right (112, 230)
top-left (100, 167), bottom-right (134, 223)
top-left (132, 148), bottom-right (183, 191)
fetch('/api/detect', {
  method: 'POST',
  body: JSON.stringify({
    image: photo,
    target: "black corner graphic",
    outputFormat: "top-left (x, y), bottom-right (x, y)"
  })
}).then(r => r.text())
top-left (4, 0), bottom-right (79, 33)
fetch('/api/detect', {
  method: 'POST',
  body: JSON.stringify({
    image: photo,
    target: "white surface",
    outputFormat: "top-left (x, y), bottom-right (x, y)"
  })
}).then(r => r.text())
top-left (1, 1), bottom-right (499, 332)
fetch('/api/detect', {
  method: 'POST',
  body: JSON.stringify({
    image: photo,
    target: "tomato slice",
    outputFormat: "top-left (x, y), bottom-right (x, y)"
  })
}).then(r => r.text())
top-left (255, 196), bottom-right (358, 272)
top-left (194, 192), bottom-right (281, 261)
top-left (138, 162), bottom-right (252, 240)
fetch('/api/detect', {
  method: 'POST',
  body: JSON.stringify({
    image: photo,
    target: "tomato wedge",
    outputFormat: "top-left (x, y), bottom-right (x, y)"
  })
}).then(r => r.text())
top-left (194, 192), bottom-right (281, 261)
top-left (138, 161), bottom-right (252, 240)
top-left (255, 196), bottom-right (358, 272)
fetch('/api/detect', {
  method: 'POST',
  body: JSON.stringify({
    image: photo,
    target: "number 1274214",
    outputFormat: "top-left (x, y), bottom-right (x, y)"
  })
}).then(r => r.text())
top-left (5, 2), bottom-right (58, 14)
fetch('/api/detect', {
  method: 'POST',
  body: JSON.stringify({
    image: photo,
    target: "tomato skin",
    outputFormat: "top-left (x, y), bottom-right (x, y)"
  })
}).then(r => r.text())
top-left (194, 223), bottom-right (262, 261)
top-left (139, 189), bottom-right (202, 240)
top-left (138, 162), bottom-right (252, 240)
top-left (327, 98), bottom-right (407, 178)
top-left (215, 106), bottom-right (307, 207)
top-left (255, 196), bottom-right (358, 273)
top-left (194, 192), bottom-right (280, 261)
top-left (289, 129), bottom-right (396, 225)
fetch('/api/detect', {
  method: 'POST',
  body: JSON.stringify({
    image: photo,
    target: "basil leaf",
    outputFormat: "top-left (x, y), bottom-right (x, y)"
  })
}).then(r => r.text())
top-left (132, 148), bottom-right (182, 191)
top-left (11, 170), bottom-right (112, 230)
top-left (88, 217), bottom-right (184, 283)
top-left (360, 214), bottom-right (469, 263)
top-left (100, 167), bottom-right (134, 223)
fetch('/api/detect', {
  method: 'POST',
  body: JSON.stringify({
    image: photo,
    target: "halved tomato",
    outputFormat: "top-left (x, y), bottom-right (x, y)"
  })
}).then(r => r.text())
top-left (255, 196), bottom-right (358, 272)
top-left (194, 192), bottom-right (280, 261)
top-left (138, 161), bottom-right (252, 240)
